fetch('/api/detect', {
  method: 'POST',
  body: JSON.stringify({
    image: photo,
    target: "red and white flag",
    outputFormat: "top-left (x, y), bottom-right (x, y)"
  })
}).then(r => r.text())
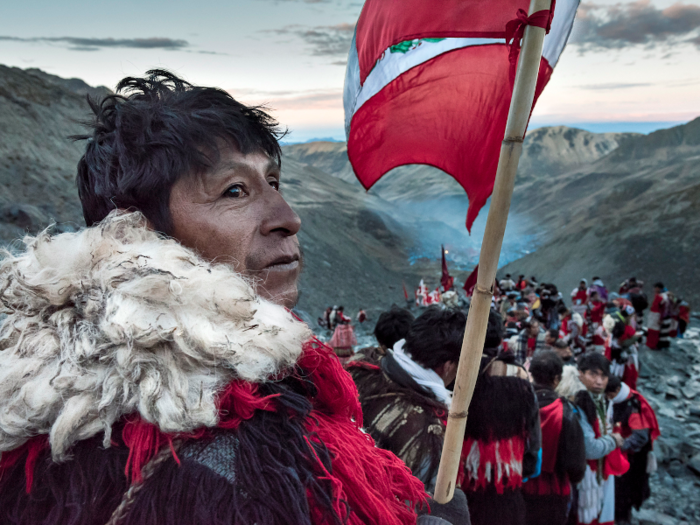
top-left (344, 0), bottom-right (580, 230)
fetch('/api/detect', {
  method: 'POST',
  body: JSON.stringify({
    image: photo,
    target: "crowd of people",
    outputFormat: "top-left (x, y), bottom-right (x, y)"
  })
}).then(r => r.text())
top-left (336, 272), bottom-right (679, 525)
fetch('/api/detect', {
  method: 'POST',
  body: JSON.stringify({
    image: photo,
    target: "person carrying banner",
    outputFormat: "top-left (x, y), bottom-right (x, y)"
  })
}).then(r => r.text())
top-left (458, 311), bottom-right (542, 525)
top-left (0, 70), bottom-right (469, 525)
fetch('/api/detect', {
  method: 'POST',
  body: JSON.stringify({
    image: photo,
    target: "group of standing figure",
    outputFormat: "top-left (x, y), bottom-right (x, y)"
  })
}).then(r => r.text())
top-left (342, 270), bottom-right (672, 525)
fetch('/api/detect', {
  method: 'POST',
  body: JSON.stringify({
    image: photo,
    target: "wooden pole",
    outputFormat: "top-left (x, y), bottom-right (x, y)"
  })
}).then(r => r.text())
top-left (433, 0), bottom-right (553, 504)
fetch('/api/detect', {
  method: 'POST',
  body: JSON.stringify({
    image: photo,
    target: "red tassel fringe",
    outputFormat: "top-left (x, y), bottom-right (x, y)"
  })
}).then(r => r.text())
top-left (1, 337), bottom-right (426, 522)
top-left (458, 436), bottom-right (525, 494)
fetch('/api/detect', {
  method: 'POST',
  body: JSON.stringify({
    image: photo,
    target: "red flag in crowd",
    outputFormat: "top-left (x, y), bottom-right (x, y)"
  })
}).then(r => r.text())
top-left (463, 265), bottom-right (479, 297)
top-left (441, 245), bottom-right (454, 292)
top-left (403, 281), bottom-right (410, 301)
top-left (344, 0), bottom-right (579, 231)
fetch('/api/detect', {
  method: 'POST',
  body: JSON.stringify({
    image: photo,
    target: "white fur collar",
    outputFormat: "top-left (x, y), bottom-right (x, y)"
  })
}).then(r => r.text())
top-left (0, 212), bottom-right (311, 460)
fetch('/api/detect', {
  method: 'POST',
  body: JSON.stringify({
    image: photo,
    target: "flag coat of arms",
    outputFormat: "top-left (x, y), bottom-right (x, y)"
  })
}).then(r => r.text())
top-left (344, 0), bottom-right (580, 231)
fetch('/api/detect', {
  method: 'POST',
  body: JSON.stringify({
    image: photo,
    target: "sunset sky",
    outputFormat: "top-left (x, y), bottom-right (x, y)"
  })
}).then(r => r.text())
top-left (3, 0), bottom-right (699, 142)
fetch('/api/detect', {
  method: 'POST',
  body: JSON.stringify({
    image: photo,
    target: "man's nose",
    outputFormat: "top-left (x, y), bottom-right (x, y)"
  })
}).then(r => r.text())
top-left (260, 186), bottom-right (301, 237)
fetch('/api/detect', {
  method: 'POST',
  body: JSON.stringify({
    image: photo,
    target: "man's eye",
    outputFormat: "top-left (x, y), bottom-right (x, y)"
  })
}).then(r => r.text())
top-left (224, 184), bottom-right (246, 198)
top-left (269, 180), bottom-right (280, 191)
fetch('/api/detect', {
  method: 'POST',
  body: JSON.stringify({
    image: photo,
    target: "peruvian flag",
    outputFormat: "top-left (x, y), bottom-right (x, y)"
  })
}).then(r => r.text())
top-left (441, 245), bottom-right (454, 292)
top-left (344, 0), bottom-right (580, 231)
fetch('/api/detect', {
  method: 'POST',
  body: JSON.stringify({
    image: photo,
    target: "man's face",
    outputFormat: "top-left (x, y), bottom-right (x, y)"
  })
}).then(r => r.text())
top-left (169, 144), bottom-right (302, 308)
top-left (544, 332), bottom-right (556, 345)
top-left (529, 321), bottom-right (540, 337)
top-left (555, 345), bottom-right (573, 361)
top-left (606, 387), bottom-right (621, 400)
top-left (579, 282), bottom-right (586, 290)
top-left (579, 368), bottom-right (609, 394)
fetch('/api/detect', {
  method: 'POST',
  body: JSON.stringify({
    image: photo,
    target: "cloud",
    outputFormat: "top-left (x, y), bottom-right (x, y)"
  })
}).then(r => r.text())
top-left (570, 0), bottom-right (700, 50)
top-left (0, 35), bottom-right (189, 51)
top-left (579, 82), bottom-right (652, 90)
top-left (268, 22), bottom-right (355, 59)
top-left (229, 88), bottom-right (343, 110)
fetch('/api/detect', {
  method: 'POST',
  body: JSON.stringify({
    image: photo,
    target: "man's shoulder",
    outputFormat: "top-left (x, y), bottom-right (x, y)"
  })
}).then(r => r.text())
top-left (178, 430), bottom-right (239, 484)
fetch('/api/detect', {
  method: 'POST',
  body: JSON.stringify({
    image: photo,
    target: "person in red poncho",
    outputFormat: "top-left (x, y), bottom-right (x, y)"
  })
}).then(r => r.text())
top-left (523, 351), bottom-right (586, 525)
top-left (0, 70), bottom-right (466, 525)
top-left (605, 376), bottom-right (660, 525)
top-left (570, 279), bottom-right (589, 317)
top-left (329, 306), bottom-right (358, 364)
top-left (646, 282), bottom-right (671, 350)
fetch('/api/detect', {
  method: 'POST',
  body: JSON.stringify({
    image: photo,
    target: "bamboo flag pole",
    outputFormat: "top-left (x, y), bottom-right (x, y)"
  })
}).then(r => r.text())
top-left (433, 0), bottom-right (553, 504)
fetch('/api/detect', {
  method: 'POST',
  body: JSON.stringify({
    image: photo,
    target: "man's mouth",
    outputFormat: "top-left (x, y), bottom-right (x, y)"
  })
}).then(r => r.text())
top-left (264, 255), bottom-right (300, 272)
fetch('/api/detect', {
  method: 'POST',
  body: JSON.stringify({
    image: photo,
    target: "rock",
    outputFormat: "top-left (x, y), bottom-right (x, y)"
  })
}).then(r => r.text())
top-left (690, 405), bottom-right (700, 418)
top-left (683, 389), bottom-right (699, 400)
top-left (668, 375), bottom-right (682, 387)
top-left (636, 508), bottom-right (679, 525)
top-left (669, 459), bottom-right (686, 477)
top-left (659, 406), bottom-right (677, 418)
top-left (689, 454), bottom-right (700, 476)
top-left (666, 386), bottom-right (682, 399)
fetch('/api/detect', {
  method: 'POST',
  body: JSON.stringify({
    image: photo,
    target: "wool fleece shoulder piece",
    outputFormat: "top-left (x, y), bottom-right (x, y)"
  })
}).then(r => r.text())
top-left (0, 211), bottom-right (311, 461)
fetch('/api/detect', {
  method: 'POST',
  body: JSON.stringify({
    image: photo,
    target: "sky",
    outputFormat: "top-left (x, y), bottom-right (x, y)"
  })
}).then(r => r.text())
top-left (2, 0), bottom-right (700, 142)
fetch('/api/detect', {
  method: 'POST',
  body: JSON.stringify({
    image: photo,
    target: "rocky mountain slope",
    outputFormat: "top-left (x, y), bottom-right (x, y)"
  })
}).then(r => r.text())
top-left (282, 126), bottom-right (636, 201)
top-left (2, 64), bottom-right (698, 316)
top-left (0, 65), bottom-right (110, 242)
top-left (502, 117), bottom-right (700, 306)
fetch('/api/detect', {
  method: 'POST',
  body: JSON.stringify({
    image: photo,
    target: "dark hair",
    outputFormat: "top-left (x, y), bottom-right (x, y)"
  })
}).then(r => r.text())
top-left (554, 339), bottom-right (569, 349)
top-left (373, 306), bottom-right (414, 349)
top-left (530, 351), bottom-right (563, 386)
top-left (74, 69), bottom-right (285, 233)
top-left (546, 328), bottom-right (559, 340)
top-left (505, 273), bottom-right (511, 278)
top-left (578, 352), bottom-right (610, 375)
top-left (404, 307), bottom-right (466, 370)
top-left (605, 375), bottom-right (622, 393)
top-left (654, 282), bottom-right (665, 289)
top-left (484, 310), bottom-right (504, 349)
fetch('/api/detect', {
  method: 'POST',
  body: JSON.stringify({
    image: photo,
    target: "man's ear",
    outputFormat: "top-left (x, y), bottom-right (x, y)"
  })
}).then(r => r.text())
top-left (553, 374), bottom-right (562, 388)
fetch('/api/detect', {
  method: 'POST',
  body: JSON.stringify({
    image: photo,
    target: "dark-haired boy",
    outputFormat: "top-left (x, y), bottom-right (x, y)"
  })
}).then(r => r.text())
top-left (574, 353), bottom-right (624, 525)
top-left (0, 71), bottom-right (466, 524)
top-left (351, 305), bottom-right (414, 365)
top-left (605, 376), bottom-right (660, 525)
top-left (523, 351), bottom-right (585, 525)
top-left (350, 307), bottom-right (466, 493)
